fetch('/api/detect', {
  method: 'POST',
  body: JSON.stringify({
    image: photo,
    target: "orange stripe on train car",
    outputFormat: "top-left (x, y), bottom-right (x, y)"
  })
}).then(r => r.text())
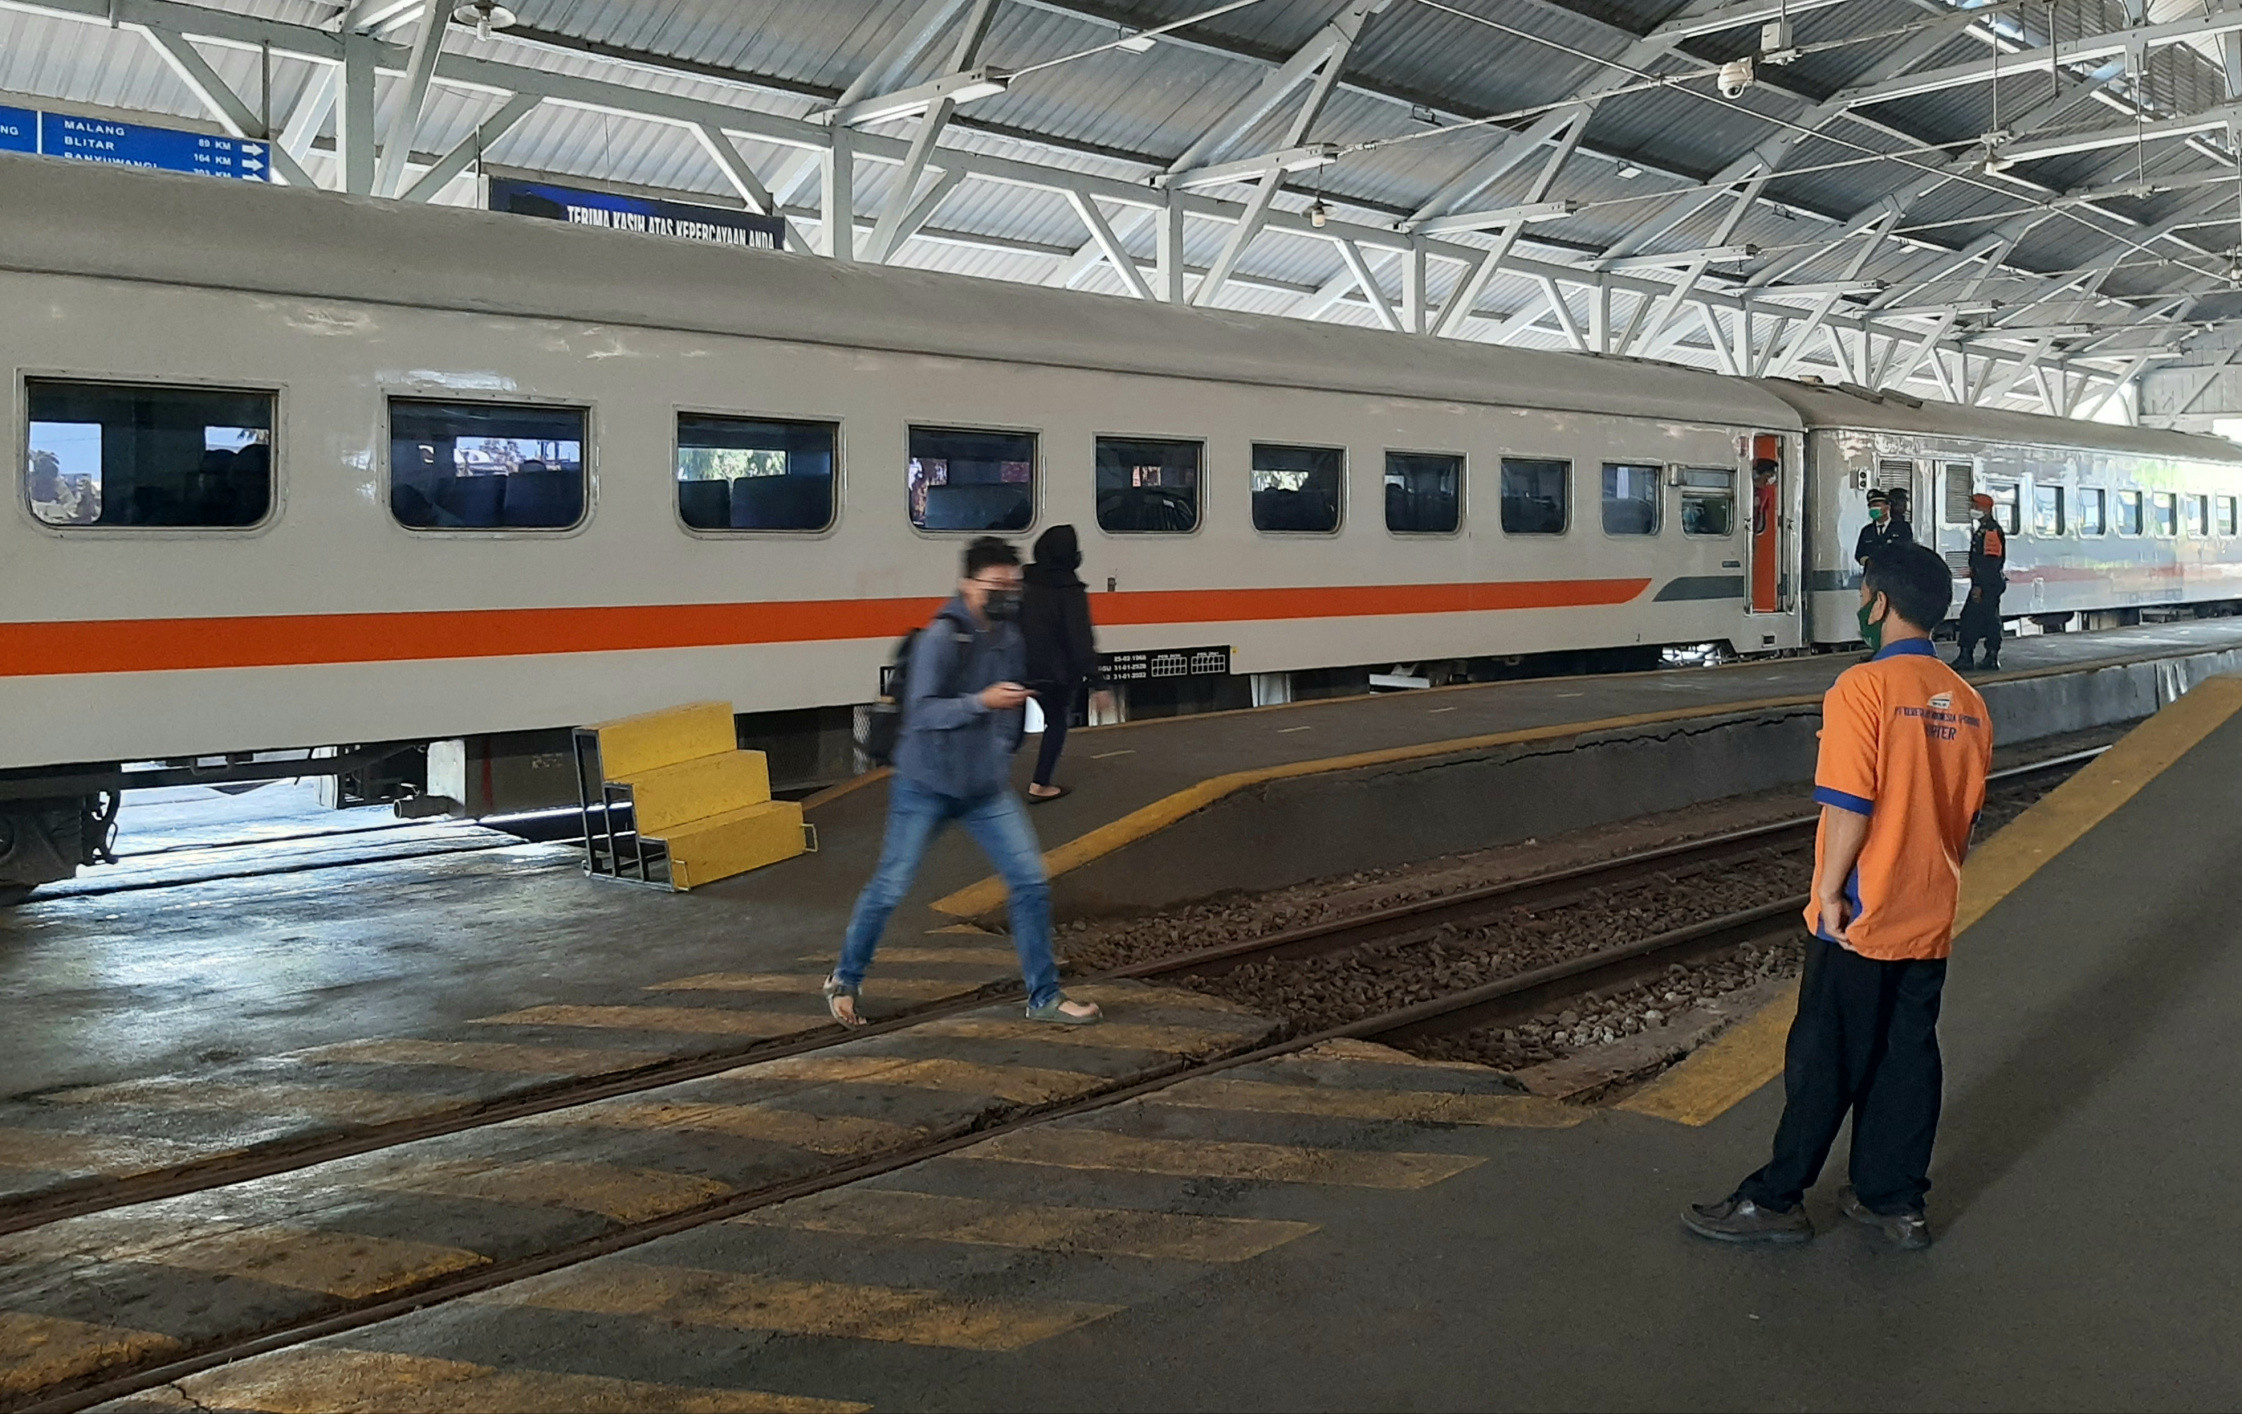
top-left (0, 577), bottom-right (1652, 678)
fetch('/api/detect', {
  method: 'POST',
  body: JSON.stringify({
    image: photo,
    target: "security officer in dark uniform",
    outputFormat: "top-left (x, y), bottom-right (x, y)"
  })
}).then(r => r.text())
top-left (1954, 492), bottom-right (2007, 670)
top-left (1853, 489), bottom-right (1912, 569)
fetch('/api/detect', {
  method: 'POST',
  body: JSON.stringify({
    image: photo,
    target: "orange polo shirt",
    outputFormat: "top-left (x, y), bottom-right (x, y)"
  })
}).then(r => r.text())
top-left (1805, 638), bottom-right (1993, 960)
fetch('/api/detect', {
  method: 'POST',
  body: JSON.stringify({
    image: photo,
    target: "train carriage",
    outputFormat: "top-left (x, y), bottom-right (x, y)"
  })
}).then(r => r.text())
top-left (5, 156), bottom-right (2241, 896)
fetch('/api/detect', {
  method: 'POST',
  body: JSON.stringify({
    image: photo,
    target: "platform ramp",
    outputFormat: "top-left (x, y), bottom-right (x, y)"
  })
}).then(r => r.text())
top-left (576, 702), bottom-right (806, 890)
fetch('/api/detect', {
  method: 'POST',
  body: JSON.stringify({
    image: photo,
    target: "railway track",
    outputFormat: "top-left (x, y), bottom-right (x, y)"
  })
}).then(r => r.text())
top-left (10, 747), bottom-right (2104, 1411)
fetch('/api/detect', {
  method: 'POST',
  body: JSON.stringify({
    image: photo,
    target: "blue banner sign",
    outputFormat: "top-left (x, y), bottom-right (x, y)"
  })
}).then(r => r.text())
top-left (0, 105), bottom-right (34, 155)
top-left (39, 112), bottom-right (272, 180)
top-left (489, 177), bottom-right (784, 250)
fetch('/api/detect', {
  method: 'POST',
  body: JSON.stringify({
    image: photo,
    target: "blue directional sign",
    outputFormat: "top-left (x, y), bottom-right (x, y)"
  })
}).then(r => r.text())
top-left (0, 105), bottom-right (34, 155)
top-left (38, 112), bottom-right (271, 180)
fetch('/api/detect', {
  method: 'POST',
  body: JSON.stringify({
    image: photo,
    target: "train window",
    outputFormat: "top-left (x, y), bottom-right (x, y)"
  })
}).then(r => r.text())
top-left (1385, 452), bottom-right (1462, 534)
top-left (1985, 480), bottom-right (2021, 534)
top-left (390, 401), bottom-right (584, 530)
top-left (2184, 494), bottom-right (2210, 538)
top-left (2151, 492), bottom-right (2177, 537)
top-left (1943, 464), bottom-right (1975, 523)
top-left (2220, 496), bottom-right (2238, 536)
top-left (2033, 485), bottom-right (2064, 537)
top-left (26, 379), bottom-right (274, 528)
top-left (2079, 487), bottom-right (2107, 536)
top-left (1678, 467), bottom-right (1735, 536)
top-left (909, 426), bottom-right (1034, 532)
top-left (1499, 457), bottom-right (1569, 535)
top-left (2116, 490), bottom-right (2144, 536)
top-left (676, 414), bottom-right (835, 532)
top-left (1251, 443), bottom-right (1343, 534)
top-left (1601, 463), bottom-right (1661, 536)
top-left (1096, 436), bottom-right (1200, 534)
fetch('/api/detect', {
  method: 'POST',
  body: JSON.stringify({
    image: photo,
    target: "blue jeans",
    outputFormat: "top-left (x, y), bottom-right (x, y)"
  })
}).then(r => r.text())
top-left (838, 776), bottom-right (1062, 1008)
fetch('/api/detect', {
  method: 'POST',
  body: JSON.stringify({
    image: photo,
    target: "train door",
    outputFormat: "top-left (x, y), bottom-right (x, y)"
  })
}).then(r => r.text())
top-left (1748, 432), bottom-right (1788, 614)
top-left (1874, 458), bottom-right (1917, 539)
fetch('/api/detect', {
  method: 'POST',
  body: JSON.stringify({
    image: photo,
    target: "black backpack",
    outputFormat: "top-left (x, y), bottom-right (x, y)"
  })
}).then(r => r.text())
top-left (856, 624), bottom-right (972, 766)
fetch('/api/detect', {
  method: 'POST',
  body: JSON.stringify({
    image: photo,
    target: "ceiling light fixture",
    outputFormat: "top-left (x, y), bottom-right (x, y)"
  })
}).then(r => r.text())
top-left (1116, 29), bottom-right (1156, 53)
top-left (1310, 199), bottom-right (1329, 228)
top-left (1616, 163), bottom-right (1642, 179)
top-left (452, 1), bottom-right (516, 42)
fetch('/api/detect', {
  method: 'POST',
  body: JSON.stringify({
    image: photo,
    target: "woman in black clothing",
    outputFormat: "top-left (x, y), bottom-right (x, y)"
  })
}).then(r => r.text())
top-left (1020, 524), bottom-right (1112, 802)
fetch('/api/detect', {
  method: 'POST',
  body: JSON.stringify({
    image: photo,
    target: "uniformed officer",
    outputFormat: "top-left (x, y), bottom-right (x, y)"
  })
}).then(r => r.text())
top-left (1954, 492), bottom-right (2007, 670)
top-left (1853, 489), bottom-right (1913, 569)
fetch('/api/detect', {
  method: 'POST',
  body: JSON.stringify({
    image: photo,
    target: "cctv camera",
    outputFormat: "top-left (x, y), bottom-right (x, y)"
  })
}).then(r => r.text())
top-left (1718, 57), bottom-right (1754, 99)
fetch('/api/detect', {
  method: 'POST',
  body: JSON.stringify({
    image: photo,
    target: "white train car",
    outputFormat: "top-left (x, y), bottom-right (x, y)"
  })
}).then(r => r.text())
top-left (1762, 380), bottom-right (2242, 644)
top-left (2, 158), bottom-right (1821, 894)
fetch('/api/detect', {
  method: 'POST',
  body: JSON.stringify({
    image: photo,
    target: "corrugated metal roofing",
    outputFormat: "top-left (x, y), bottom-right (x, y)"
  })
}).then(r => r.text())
top-left (0, 0), bottom-right (2236, 408)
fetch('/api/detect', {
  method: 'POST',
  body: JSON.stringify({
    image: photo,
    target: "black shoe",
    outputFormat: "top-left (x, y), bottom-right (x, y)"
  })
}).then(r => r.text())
top-left (1952, 653), bottom-right (1975, 670)
top-left (1839, 1185), bottom-right (1932, 1250)
top-left (1682, 1196), bottom-right (1813, 1244)
top-left (1981, 657), bottom-right (2000, 671)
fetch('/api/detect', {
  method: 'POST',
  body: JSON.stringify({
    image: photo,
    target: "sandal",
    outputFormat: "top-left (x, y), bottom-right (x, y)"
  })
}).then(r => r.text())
top-left (822, 973), bottom-right (867, 1029)
top-left (1024, 995), bottom-right (1101, 1025)
top-left (1027, 786), bottom-right (1070, 804)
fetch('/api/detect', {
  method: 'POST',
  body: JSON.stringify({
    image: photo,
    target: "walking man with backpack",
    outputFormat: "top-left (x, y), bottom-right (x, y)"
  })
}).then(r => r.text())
top-left (825, 537), bottom-right (1101, 1029)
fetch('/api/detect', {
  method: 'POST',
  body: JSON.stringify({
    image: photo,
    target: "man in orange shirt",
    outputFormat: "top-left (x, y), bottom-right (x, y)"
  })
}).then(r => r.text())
top-left (1686, 543), bottom-right (1992, 1250)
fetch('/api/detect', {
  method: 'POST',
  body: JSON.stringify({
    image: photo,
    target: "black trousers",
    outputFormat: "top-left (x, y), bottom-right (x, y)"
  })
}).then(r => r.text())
top-left (1735, 935), bottom-right (1947, 1215)
top-left (1956, 584), bottom-right (2004, 662)
top-left (1031, 681), bottom-right (1076, 787)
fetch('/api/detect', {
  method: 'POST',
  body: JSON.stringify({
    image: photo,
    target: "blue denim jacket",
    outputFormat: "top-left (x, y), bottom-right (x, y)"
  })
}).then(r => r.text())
top-left (892, 595), bottom-right (1025, 801)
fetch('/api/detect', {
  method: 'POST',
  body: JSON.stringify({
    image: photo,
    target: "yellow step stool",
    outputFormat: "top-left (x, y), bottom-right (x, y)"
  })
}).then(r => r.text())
top-left (579, 701), bottom-right (808, 890)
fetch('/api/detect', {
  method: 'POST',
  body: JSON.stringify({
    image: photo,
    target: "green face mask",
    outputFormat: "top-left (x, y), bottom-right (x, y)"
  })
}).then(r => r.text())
top-left (1868, 507), bottom-right (1887, 522)
top-left (1857, 594), bottom-right (1885, 652)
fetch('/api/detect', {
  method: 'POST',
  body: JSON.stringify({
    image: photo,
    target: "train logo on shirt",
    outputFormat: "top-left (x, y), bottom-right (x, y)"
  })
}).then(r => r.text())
top-left (1929, 692), bottom-right (1952, 709)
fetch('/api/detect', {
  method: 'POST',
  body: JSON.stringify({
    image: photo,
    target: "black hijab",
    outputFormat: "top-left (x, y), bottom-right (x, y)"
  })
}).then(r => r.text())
top-left (1027, 524), bottom-right (1083, 585)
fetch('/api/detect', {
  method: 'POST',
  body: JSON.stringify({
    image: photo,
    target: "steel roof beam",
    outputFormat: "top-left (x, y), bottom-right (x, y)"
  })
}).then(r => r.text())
top-left (1837, 10), bottom-right (2242, 111)
top-left (400, 90), bottom-right (538, 201)
top-left (372, 0), bottom-right (444, 198)
top-left (137, 25), bottom-right (318, 188)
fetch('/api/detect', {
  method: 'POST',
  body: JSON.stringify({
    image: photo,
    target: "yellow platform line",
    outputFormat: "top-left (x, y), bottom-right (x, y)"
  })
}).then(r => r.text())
top-left (0, 1127), bottom-right (202, 1177)
top-left (0, 1311), bottom-right (185, 1400)
top-left (171, 1346), bottom-right (866, 1413)
top-left (42, 1079), bottom-right (464, 1127)
top-left (1621, 673), bottom-right (2242, 1127)
top-left (931, 694), bottom-right (1824, 917)
top-left (651, 972), bottom-right (970, 1001)
top-left (355, 1158), bottom-right (733, 1224)
top-left (507, 1098), bottom-right (920, 1156)
top-left (292, 1038), bottom-right (669, 1075)
top-left (794, 945), bottom-right (1023, 967)
top-left (733, 1053), bottom-right (1111, 1106)
top-left (738, 1187), bottom-right (1317, 1262)
top-left (1149, 1076), bottom-right (1584, 1128)
top-left (959, 1127), bottom-right (1484, 1189)
top-left (488, 1259), bottom-right (1121, 1351)
top-left (468, 1004), bottom-right (814, 1038)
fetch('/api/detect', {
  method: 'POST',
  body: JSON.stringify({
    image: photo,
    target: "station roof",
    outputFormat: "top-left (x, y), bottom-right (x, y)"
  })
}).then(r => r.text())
top-left (2, 0), bottom-right (2241, 422)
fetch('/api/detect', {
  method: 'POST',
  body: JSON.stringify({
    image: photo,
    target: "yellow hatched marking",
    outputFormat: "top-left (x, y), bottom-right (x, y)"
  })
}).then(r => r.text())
top-left (796, 946), bottom-right (1021, 967)
top-left (653, 973), bottom-right (966, 1001)
top-left (739, 1188), bottom-right (1316, 1262)
top-left (0, 1311), bottom-right (185, 1399)
top-left (915, 1017), bottom-right (1264, 1053)
top-left (136, 1224), bottom-right (488, 1299)
top-left (489, 1260), bottom-right (1120, 1351)
top-left (357, 1159), bottom-right (732, 1223)
top-left (1292, 1038), bottom-right (1505, 1072)
top-left (510, 1099), bottom-right (918, 1156)
top-left (0, 1126), bottom-right (201, 1176)
top-left (293, 1038), bottom-right (668, 1075)
top-left (43, 1079), bottom-right (460, 1126)
top-left (732, 1053), bottom-right (1106, 1105)
top-left (960, 1128), bottom-right (1483, 1189)
top-left (1151, 1077), bottom-right (1584, 1128)
top-left (174, 1347), bottom-right (866, 1414)
top-left (470, 1005), bottom-right (813, 1037)
top-left (1617, 979), bottom-right (1799, 1127)
top-left (928, 922), bottom-right (996, 935)
top-left (1065, 982), bottom-right (1262, 1018)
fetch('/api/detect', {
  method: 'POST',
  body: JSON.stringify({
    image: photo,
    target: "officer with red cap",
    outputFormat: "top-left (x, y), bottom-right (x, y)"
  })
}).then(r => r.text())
top-left (1954, 492), bottom-right (2007, 669)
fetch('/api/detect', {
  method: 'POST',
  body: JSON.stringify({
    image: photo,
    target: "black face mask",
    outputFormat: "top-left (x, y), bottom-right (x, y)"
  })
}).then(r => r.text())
top-left (982, 587), bottom-right (1023, 622)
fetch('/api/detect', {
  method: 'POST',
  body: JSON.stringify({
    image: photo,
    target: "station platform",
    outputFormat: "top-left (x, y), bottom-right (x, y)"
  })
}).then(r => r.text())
top-left (4, 619), bottom-right (2242, 1242)
top-left (42, 674), bottom-right (2242, 1412)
